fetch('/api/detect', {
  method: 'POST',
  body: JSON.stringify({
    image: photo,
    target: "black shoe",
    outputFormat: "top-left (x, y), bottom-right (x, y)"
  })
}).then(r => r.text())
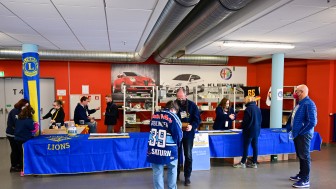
top-left (184, 178), bottom-right (191, 186)
top-left (10, 167), bottom-right (20, 172)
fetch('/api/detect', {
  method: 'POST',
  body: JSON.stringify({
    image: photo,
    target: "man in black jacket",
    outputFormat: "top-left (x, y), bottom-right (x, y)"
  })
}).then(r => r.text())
top-left (176, 87), bottom-right (201, 186)
top-left (104, 95), bottom-right (118, 133)
top-left (74, 96), bottom-right (97, 133)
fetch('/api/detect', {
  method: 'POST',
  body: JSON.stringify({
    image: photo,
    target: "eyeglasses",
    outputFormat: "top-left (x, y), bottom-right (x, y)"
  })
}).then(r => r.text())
top-left (294, 90), bottom-right (303, 94)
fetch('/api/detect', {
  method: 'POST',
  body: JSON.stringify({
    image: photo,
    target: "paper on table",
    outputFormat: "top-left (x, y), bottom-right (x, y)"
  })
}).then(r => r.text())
top-left (230, 129), bottom-right (242, 132)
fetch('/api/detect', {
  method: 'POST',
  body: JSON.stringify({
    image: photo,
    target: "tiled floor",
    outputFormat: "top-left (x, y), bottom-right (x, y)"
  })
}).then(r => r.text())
top-left (0, 138), bottom-right (334, 189)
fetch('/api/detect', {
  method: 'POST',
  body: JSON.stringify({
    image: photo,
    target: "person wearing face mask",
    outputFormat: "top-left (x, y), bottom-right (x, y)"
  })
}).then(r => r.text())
top-left (233, 96), bottom-right (262, 169)
top-left (42, 100), bottom-right (65, 129)
top-left (213, 97), bottom-right (235, 130)
top-left (286, 84), bottom-right (317, 188)
top-left (147, 100), bottom-right (182, 189)
top-left (175, 87), bottom-right (201, 186)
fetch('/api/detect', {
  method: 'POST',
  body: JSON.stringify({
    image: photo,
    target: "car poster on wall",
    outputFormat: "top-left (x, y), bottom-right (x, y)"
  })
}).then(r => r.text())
top-left (111, 64), bottom-right (159, 101)
top-left (160, 65), bottom-right (247, 100)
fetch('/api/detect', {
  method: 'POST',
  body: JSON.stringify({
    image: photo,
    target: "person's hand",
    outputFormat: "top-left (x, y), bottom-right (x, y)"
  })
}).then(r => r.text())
top-left (229, 114), bottom-right (235, 120)
top-left (186, 125), bottom-right (192, 131)
top-left (50, 120), bottom-right (55, 123)
top-left (96, 107), bottom-right (100, 110)
top-left (103, 112), bottom-right (106, 116)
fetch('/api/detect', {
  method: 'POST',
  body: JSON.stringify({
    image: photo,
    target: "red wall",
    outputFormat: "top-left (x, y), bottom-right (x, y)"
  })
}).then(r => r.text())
top-left (306, 60), bottom-right (335, 142)
top-left (1, 58), bottom-right (335, 142)
top-left (251, 59), bottom-right (335, 142)
top-left (0, 60), bottom-right (112, 133)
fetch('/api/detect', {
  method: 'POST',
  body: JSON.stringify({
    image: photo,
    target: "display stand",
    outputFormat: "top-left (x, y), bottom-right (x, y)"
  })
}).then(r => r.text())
top-left (122, 85), bottom-right (155, 132)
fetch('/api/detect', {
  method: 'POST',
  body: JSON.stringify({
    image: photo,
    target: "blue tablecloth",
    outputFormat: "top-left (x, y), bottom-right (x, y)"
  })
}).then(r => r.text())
top-left (23, 129), bottom-right (322, 175)
top-left (209, 129), bottom-right (322, 158)
top-left (24, 133), bottom-right (151, 175)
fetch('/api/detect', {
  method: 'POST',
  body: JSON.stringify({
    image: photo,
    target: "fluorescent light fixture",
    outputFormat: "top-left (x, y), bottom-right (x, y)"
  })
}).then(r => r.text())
top-left (223, 41), bottom-right (295, 49)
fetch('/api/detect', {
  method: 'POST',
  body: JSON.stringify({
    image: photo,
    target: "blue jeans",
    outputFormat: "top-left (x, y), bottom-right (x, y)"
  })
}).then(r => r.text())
top-left (152, 159), bottom-right (178, 189)
top-left (178, 138), bottom-right (194, 178)
top-left (85, 122), bottom-right (97, 133)
top-left (241, 136), bottom-right (258, 164)
top-left (294, 133), bottom-right (313, 182)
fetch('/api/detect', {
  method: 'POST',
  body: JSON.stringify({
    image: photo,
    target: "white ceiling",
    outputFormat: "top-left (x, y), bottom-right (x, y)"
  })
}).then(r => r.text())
top-left (0, 0), bottom-right (336, 60)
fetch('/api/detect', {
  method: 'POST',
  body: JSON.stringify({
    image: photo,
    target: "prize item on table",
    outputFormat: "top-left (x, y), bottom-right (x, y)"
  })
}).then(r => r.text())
top-left (79, 120), bottom-right (85, 125)
top-left (68, 124), bottom-right (77, 136)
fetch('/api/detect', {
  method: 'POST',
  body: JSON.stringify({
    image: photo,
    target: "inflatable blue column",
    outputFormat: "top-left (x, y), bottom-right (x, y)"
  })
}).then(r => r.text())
top-left (270, 53), bottom-right (284, 128)
top-left (22, 44), bottom-right (41, 134)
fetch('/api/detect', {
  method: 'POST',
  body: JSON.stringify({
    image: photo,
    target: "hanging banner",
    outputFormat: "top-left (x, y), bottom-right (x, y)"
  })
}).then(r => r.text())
top-left (22, 44), bottom-right (41, 134)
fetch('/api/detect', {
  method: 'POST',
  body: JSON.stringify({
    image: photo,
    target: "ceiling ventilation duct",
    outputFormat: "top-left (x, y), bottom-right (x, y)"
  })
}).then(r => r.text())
top-left (154, 0), bottom-right (253, 63)
top-left (165, 54), bottom-right (228, 65)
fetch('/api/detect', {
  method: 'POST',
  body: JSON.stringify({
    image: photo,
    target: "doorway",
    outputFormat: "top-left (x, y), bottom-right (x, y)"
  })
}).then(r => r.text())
top-left (0, 78), bottom-right (55, 137)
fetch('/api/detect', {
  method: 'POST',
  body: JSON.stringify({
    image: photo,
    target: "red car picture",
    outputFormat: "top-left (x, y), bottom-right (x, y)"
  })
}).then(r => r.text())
top-left (113, 72), bottom-right (155, 93)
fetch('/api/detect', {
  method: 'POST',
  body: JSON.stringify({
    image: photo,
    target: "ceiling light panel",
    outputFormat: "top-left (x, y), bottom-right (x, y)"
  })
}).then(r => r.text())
top-left (1, 1), bottom-right (60, 19)
top-left (106, 7), bottom-right (153, 52)
top-left (52, 0), bottom-right (108, 50)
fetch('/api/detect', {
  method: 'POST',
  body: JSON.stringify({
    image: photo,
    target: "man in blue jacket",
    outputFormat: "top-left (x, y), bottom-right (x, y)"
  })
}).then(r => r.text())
top-left (175, 87), bottom-right (201, 186)
top-left (286, 84), bottom-right (317, 188)
top-left (147, 100), bottom-right (182, 189)
top-left (74, 96), bottom-right (97, 133)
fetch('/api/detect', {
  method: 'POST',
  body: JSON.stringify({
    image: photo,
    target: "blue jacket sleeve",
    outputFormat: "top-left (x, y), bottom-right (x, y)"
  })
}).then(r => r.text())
top-left (190, 103), bottom-right (201, 130)
top-left (242, 107), bottom-right (251, 131)
top-left (304, 102), bottom-right (317, 130)
top-left (7, 109), bottom-right (16, 128)
top-left (170, 118), bottom-right (183, 145)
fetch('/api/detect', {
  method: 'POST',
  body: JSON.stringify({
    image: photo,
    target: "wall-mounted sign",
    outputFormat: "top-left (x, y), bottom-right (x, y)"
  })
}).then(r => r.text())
top-left (57, 89), bottom-right (67, 96)
top-left (0, 71), bottom-right (4, 77)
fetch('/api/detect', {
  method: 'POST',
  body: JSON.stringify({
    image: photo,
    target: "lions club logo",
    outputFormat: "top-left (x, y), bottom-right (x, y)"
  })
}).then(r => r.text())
top-left (220, 68), bottom-right (232, 80)
top-left (47, 136), bottom-right (77, 142)
top-left (22, 57), bottom-right (38, 77)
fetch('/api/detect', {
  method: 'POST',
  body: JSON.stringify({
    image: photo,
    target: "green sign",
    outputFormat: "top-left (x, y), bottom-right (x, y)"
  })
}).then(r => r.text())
top-left (0, 71), bottom-right (4, 77)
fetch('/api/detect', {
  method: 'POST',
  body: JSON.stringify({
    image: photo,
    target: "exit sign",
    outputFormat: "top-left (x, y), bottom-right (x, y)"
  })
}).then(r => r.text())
top-left (0, 71), bottom-right (4, 77)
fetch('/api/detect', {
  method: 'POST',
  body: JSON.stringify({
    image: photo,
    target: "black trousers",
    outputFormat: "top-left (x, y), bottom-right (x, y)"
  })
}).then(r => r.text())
top-left (177, 138), bottom-right (194, 178)
top-left (16, 140), bottom-right (25, 169)
top-left (7, 136), bottom-right (20, 168)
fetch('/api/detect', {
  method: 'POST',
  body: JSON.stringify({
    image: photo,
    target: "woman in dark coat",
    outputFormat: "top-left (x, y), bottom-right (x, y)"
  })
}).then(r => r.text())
top-left (233, 96), bottom-right (262, 169)
top-left (104, 95), bottom-right (119, 133)
top-left (42, 100), bottom-right (65, 128)
top-left (6, 99), bottom-right (29, 172)
top-left (213, 97), bottom-right (235, 130)
top-left (14, 105), bottom-right (37, 170)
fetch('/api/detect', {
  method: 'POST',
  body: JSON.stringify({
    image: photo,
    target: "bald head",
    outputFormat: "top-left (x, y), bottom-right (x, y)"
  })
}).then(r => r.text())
top-left (295, 84), bottom-right (309, 100)
top-left (176, 88), bottom-right (187, 100)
